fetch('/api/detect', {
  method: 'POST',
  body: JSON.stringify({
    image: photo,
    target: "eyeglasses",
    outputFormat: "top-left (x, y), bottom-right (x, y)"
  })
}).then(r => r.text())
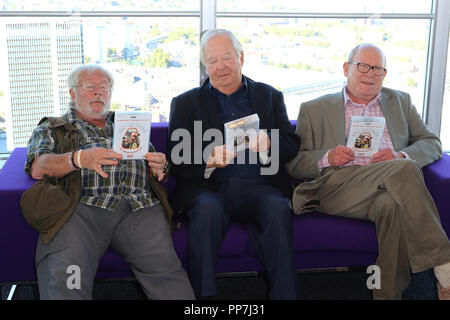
top-left (75, 81), bottom-right (111, 93)
top-left (348, 62), bottom-right (387, 77)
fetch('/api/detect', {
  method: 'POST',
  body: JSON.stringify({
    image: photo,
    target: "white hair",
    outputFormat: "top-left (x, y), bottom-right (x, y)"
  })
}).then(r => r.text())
top-left (67, 64), bottom-right (114, 108)
top-left (200, 29), bottom-right (243, 66)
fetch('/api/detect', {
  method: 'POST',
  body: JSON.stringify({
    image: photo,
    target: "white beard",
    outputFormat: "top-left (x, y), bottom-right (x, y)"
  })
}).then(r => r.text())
top-left (75, 99), bottom-right (111, 120)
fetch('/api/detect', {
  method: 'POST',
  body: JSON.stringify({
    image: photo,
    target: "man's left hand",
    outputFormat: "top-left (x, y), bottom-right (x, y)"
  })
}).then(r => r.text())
top-left (145, 152), bottom-right (169, 182)
top-left (370, 148), bottom-right (405, 164)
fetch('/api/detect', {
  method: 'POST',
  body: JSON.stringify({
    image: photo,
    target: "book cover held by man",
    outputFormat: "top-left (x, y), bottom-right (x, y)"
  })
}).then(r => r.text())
top-left (113, 111), bottom-right (152, 159)
top-left (346, 116), bottom-right (385, 157)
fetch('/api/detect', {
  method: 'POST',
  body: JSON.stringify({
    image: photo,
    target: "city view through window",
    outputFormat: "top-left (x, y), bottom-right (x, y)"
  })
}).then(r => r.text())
top-left (0, 0), bottom-right (448, 164)
top-left (441, 34), bottom-right (450, 151)
top-left (219, 17), bottom-right (430, 121)
top-left (0, 15), bottom-right (200, 152)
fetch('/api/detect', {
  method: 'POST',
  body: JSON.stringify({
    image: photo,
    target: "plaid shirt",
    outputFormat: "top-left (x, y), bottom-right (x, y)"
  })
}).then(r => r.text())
top-left (318, 87), bottom-right (409, 170)
top-left (25, 109), bottom-right (159, 212)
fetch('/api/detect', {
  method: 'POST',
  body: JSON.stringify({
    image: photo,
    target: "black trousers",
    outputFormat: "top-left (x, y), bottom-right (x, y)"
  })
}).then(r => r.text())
top-left (185, 178), bottom-right (299, 299)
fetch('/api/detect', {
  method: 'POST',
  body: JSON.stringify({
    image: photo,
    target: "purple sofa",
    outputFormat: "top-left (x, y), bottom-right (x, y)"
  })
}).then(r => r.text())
top-left (1, 122), bottom-right (450, 283)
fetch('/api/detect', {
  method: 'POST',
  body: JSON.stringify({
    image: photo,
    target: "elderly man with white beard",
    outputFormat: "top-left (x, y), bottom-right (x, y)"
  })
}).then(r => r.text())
top-left (23, 64), bottom-right (194, 300)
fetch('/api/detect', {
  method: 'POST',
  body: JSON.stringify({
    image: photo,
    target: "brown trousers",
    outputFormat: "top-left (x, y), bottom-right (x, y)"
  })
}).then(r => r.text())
top-left (317, 159), bottom-right (450, 299)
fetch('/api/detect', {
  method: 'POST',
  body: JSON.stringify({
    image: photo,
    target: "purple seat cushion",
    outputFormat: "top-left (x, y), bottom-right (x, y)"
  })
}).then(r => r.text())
top-left (293, 213), bottom-right (377, 253)
top-left (423, 152), bottom-right (450, 236)
top-left (2, 123), bottom-right (449, 281)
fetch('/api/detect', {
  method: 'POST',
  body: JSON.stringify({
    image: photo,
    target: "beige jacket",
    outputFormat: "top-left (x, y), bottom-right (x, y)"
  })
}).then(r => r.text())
top-left (287, 87), bottom-right (442, 214)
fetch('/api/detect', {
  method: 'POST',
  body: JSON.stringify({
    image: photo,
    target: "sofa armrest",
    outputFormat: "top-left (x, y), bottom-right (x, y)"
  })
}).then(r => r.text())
top-left (0, 148), bottom-right (38, 282)
top-left (423, 152), bottom-right (450, 238)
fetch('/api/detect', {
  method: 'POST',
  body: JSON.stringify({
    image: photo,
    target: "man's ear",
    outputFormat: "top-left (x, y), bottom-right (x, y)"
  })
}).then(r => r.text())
top-left (69, 88), bottom-right (75, 101)
top-left (343, 62), bottom-right (349, 77)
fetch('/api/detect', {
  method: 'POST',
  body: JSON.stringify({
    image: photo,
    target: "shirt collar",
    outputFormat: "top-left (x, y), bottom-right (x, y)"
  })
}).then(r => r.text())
top-left (343, 86), bottom-right (382, 108)
top-left (66, 108), bottom-right (81, 124)
top-left (208, 75), bottom-right (248, 96)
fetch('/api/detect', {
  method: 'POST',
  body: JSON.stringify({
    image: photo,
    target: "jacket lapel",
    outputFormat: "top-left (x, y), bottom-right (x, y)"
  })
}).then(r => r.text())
top-left (247, 77), bottom-right (267, 126)
top-left (326, 90), bottom-right (346, 145)
top-left (380, 89), bottom-right (399, 150)
top-left (199, 79), bottom-right (223, 132)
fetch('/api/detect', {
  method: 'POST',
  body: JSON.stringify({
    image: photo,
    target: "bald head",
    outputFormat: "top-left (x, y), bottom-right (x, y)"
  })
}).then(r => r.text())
top-left (348, 43), bottom-right (386, 68)
top-left (344, 43), bottom-right (387, 105)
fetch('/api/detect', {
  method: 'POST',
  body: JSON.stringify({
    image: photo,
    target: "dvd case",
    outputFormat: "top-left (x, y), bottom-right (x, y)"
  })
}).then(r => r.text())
top-left (346, 116), bottom-right (386, 157)
top-left (113, 111), bottom-right (152, 159)
top-left (224, 113), bottom-right (260, 152)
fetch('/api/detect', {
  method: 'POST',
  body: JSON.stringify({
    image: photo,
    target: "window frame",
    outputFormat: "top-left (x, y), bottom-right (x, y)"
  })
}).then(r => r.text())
top-left (0, 0), bottom-right (449, 162)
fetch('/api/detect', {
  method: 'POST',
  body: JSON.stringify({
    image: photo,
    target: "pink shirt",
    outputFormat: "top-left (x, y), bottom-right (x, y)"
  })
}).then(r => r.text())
top-left (318, 87), bottom-right (409, 170)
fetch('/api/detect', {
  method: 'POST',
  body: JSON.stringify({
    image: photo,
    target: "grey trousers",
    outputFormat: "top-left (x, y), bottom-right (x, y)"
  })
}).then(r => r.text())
top-left (317, 159), bottom-right (450, 299)
top-left (36, 199), bottom-right (194, 300)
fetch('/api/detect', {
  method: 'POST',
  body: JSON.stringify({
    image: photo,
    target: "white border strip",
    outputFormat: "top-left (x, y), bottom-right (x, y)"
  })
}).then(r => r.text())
top-left (7, 285), bottom-right (16, 300)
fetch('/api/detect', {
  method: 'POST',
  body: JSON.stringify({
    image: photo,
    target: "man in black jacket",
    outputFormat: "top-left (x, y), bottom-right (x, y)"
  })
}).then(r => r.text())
top-left (168, 29), bottom-right (301, 299)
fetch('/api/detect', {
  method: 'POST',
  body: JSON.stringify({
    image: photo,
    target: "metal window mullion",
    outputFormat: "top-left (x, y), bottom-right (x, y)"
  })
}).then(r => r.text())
top-left (425, 0), bottom-right (450, 135)
top-left (1, 10), bottom-right (434, 20)
top-left (200, 0), bottom-right (216, 84)
top-left (0, 11), bottom-right (200, 18)
top-left (216, 12), bottom-right (435, 19)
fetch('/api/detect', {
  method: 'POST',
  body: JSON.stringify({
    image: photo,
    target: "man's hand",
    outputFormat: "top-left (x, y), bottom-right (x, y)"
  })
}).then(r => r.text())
top-left (79, 147), bottom-right (122, 178)
top-left (145, 152), bottom-right (168, 182)
top-left (328, 145), bottom-right (354, 167)
top-left (206, 145), bottom-right (236, 169)
top-left (248, 130), bottom-right (270, 153)
top-left (370, 148), bottom-right (404, 164)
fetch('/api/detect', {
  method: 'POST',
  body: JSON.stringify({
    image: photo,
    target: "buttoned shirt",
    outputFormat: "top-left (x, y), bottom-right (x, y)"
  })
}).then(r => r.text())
top-left (25, 109), bottom-right (159, 212)
top-left (211, 76), bottom-right (251, 123)
top-left (204, 77), bottom-right (269, 179)
top-left (318, 87), bottom-right (409, 170)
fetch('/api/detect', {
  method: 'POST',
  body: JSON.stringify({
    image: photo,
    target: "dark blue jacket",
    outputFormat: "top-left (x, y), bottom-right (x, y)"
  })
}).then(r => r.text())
top-left (168, 76), bottom-right (301, 212)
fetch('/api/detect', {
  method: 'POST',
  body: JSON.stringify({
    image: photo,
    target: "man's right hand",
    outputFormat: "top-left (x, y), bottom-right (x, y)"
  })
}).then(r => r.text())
top-left (206, 145), bottom-right (236, 169)
top-left (328, 145), bottom-right (354, 167)
top-left (79, 147), bottom-right (123, 178)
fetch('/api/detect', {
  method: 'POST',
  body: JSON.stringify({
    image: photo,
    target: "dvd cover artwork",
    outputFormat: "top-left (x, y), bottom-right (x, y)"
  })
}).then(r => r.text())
top-left (224, 113), bottom-right (260, 152)
top-left (113, 111), bottom-right (152, 159)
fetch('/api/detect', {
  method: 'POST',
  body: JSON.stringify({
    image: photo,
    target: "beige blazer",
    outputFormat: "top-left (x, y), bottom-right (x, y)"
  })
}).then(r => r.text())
top-left (287, 87), bottom-right (442, 214)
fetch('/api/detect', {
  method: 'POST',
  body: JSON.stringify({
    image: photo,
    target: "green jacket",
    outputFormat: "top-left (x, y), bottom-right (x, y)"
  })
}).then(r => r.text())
top-left (21, 116), bottom-right (173, 245)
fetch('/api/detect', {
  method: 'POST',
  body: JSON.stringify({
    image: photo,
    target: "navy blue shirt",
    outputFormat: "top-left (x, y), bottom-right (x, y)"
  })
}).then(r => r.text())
top-left (208, 77), bottom-right (266, 180)
top-left (210, 76), bottom-right (251, 124)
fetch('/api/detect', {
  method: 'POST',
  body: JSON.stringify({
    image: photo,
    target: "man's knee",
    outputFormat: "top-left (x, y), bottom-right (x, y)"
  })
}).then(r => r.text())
top-left (257, 195), bottom-right (293, 228)
top-left (187, 192), bottom-right (228, 225)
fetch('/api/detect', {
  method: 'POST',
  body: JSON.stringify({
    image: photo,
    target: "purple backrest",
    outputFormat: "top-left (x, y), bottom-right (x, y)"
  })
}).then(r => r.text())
top-left (151, 122), bottom-right (177, 193)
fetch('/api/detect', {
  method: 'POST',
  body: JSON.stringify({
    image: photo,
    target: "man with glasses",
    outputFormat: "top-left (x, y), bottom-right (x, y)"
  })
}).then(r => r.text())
top-left (23, 64), bottom-right (194, 299)
top-left (287, 43), bottom-right (450, 300)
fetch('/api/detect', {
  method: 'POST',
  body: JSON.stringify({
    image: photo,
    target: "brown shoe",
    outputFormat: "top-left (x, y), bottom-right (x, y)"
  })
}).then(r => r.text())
top-left (438, 282), bottom-right (450, 300)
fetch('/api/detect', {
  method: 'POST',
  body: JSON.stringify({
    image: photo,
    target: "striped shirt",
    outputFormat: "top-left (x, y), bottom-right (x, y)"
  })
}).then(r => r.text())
top-left (318, 87), bottom-right (409, 170)
top-left (25, 109), bottom-right (159, 212)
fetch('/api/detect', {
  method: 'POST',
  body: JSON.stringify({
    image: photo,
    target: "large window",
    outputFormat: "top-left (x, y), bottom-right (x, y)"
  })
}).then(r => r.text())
top-left (218, 17), bottom-right (430, 120)
top-left (441, 34), bottom-right (450, 152)
top-left (0, 0), bottom-right (448, 167)
top-left (0, 2), bottom-right (200, 153)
